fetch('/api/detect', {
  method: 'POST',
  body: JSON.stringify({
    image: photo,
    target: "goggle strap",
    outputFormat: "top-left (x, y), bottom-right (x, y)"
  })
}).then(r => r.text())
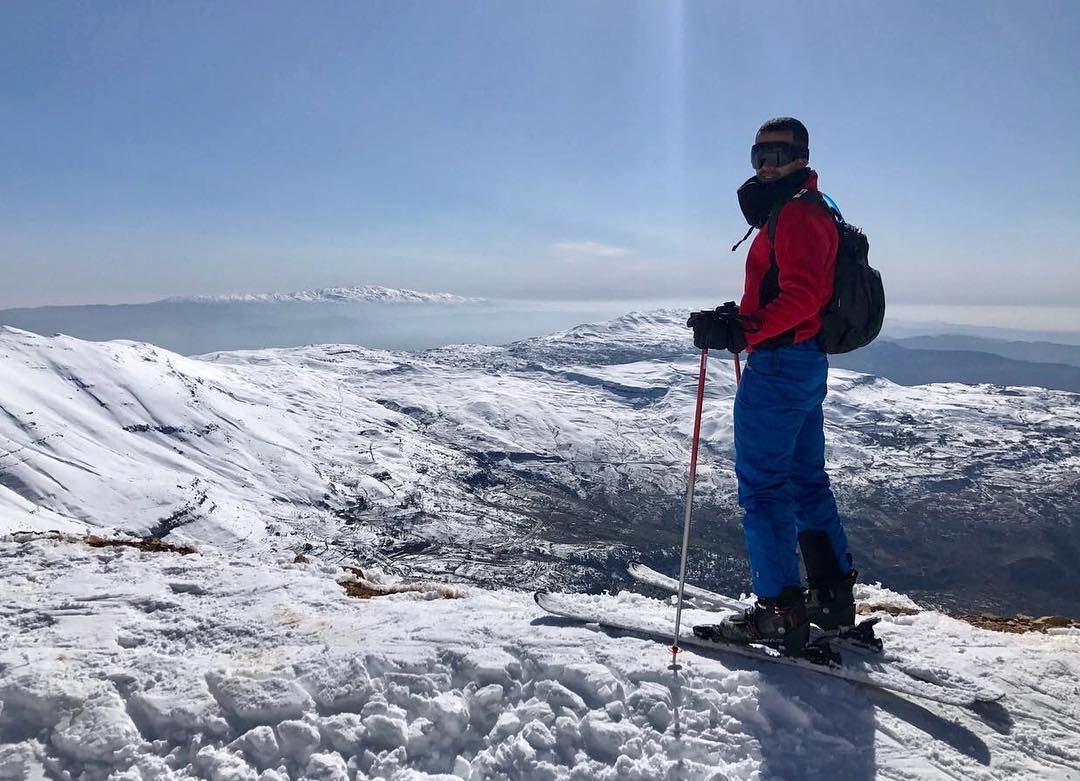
top-left (731, 225), bottom-right (755, 253)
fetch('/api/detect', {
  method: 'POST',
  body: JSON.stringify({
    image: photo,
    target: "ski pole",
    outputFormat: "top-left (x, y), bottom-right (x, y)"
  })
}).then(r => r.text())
top-left (670, 346), bottom-right (709, 666)
top-left (733, 352), bottom-right (742, 384)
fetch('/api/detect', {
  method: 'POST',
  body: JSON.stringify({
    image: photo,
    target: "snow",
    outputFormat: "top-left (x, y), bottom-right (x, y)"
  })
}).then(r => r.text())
top-left (0, 535), bottom-right (1078, 779)
top-left (2, 314), bottom-right (1080, 778)
top-left (159, 286), bottom-right (477, 306)
top-left (2, 314), bottom-right (1077, 574)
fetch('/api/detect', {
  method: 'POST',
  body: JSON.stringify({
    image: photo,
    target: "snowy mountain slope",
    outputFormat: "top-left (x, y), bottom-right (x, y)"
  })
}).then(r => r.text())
top-left (160, 286), bottom-right (476, 305)
top-left (0, 326), bottom-right (485, 559)
top-left (0, 485), bottom-right (85, 536)
top-left (1, 534), bottom-right (1078, 780)
top-left (1, 312), bottom-right (1079, 613)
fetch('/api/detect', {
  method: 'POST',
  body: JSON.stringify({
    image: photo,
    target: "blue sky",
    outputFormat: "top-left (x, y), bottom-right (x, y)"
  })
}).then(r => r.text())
top-left (1, 1), bottom-right (1077, 308)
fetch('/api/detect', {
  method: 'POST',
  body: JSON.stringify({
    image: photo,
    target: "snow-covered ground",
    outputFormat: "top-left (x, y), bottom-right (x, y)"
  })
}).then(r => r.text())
top-left (3, 313), bottom-right (1078, 545)
top-left (2, 533), bottom-right (1079, 780)
top-left (2, 312), bottom-right (1079, 609)
top-left (2, 313), bottom-right (1080, 778)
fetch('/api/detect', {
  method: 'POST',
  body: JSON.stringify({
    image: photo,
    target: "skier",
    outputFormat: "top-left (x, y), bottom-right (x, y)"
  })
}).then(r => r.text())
top-left (688, 117), bottom-right (857, 655)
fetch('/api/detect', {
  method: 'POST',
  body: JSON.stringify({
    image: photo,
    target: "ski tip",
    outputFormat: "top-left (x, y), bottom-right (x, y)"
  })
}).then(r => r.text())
top-left (533, 590), bottom-right (550, 606)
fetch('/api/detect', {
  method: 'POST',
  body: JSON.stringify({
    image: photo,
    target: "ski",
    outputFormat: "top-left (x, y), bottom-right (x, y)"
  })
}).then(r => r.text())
top-left (627, 561), bottom-right (884, 654)
top-left (534, 590), bottom-right (1004, 707)
top-left (628, 561), bottom-right (750, 612)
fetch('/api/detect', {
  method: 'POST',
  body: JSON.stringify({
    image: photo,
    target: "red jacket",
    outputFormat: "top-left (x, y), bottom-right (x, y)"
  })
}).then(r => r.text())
top-left (739, 170), bottom-right (838, 351)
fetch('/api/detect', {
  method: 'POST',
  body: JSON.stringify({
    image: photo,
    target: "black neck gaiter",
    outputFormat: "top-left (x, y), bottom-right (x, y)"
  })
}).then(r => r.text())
top-left (736, 168), bottom-right (812, 228)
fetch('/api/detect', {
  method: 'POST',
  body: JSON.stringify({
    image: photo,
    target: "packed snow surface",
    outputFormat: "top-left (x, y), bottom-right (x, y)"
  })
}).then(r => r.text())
top-left (2, 534), bottom-right (1079, 780)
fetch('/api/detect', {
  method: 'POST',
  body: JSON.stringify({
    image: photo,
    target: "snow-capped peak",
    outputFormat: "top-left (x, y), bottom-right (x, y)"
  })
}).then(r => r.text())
top-left (160, 285), bottom-right (478, 305)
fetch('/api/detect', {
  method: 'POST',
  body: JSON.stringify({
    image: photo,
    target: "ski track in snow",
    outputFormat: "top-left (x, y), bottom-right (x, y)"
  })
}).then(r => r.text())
top-left (1, 537), bottom-right (1079, 780)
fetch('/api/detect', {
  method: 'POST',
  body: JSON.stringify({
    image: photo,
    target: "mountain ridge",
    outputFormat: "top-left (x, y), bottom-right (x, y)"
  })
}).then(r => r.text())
top-left (2, 312), bottom-right (1078, 615)
top-left (159, 284), bottom-right (477, 305)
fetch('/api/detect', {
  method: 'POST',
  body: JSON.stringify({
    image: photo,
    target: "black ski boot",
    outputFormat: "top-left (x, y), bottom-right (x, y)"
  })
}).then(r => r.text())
top-left (695, 586), bottom-right (810, 656)
top-left (806, 569), bottom-right (858, 630)
top-left (798, 530), bottom-right (857, 630)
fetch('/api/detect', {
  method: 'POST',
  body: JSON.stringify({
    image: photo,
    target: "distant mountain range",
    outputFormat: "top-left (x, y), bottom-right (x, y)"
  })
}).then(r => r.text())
top-left (832, 339), bottom-right (1080, 394)
top-left (0, 285), bottom-right (502, 354)
top-left (159, 285), bottom-right (478, 305)
top-left (891, 334), bottom-right (1080, 368)
top-left (3, 290), bottom-right (1080, 393)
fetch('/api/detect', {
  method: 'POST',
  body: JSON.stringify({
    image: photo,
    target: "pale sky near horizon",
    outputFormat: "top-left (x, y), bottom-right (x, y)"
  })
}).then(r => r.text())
top-left (2, 1), bottom-right (1077, 309)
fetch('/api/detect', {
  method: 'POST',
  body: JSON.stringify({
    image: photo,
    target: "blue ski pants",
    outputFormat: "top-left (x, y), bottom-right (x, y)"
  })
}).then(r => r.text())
top-left (733, 338), bottom-right (851, 598)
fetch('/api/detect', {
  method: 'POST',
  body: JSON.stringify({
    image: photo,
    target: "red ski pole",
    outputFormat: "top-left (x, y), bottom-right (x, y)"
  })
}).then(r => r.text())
top-left (734, 352), bottom-right (742, 384)
top-left (670, 346), bottom-right (710, 666)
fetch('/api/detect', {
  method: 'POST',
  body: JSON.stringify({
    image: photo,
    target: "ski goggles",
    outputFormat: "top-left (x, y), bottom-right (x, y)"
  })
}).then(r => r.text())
top-left (751, 141), bottom-right (809, 170)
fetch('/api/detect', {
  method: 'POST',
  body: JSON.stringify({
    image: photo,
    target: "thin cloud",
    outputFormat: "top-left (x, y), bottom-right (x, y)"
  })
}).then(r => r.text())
top-left (553, 241), bottom-right (631, 259)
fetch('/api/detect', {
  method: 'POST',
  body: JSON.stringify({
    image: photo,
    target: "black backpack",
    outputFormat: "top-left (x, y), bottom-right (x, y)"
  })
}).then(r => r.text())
top-left (767, 190), bottom-right (885, 354)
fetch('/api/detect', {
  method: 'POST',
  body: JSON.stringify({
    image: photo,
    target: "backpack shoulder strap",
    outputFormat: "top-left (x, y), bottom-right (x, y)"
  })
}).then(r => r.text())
top-left (766, 189), bottom-right (832, 244)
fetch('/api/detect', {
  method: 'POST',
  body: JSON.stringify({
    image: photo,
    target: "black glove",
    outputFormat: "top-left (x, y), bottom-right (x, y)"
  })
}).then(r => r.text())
top-left (695, 318), bottom-right (748, 353)
top-left (686, 302), bottom-right (748, 353)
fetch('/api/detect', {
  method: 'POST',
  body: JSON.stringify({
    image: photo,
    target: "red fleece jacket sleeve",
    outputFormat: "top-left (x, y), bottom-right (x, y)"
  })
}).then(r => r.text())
top-left (744, 201), bottom-right (836, 347)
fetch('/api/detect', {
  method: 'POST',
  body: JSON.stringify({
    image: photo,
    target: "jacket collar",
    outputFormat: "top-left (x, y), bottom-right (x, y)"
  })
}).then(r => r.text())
top-left (736, 166), bottom-right (815, 229)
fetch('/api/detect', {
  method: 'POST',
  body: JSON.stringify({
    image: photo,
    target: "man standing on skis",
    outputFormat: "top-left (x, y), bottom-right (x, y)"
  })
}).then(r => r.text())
top-left (688, 117), bottom-right (857, 655)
